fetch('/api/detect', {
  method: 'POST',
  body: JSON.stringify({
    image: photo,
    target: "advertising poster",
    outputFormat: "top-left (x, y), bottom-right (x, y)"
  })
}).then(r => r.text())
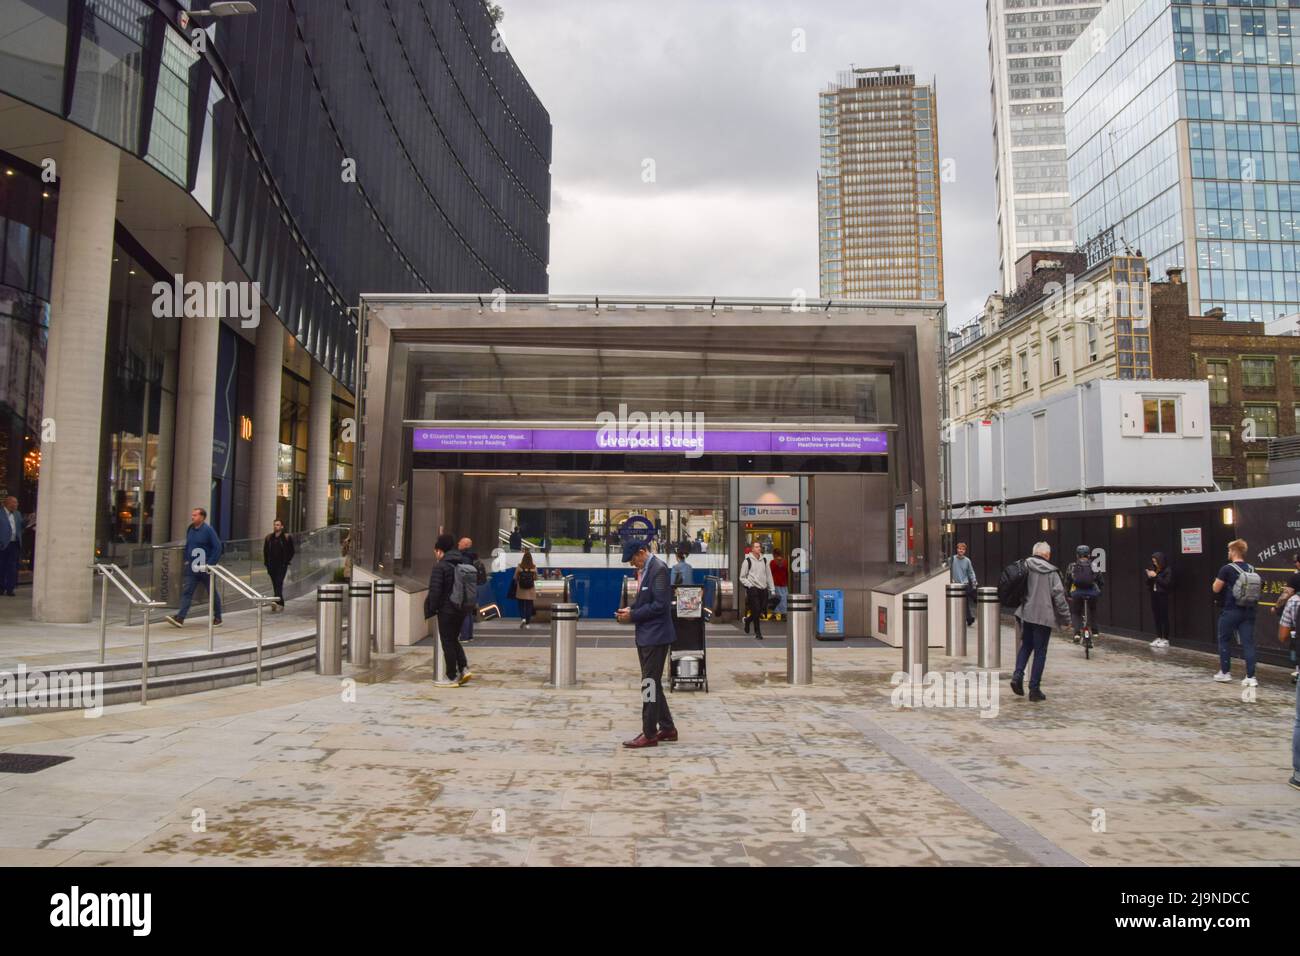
top-left (1235, 497), bottom-right (1300, 608)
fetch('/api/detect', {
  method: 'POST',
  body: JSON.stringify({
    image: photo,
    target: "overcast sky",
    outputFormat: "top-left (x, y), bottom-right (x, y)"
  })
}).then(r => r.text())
top-left (499, 0), bottom-right (1000, 324)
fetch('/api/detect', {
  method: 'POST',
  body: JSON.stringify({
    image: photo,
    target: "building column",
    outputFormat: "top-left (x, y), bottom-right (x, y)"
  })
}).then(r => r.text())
top-left (306, 361), bottom-right (333, 529)
top-left (250, 309), bottom-right (281, 536)
top-left (170, 227), bottom-right (223, 541)
top-left (151, 349), bottom-right (177, 544)
top-left (33, 125), bottom-right (121, 623)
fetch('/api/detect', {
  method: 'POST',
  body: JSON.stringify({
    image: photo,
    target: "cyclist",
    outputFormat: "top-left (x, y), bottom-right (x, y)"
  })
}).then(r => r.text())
top-left (1067, 544), bottom-right (1103, 645)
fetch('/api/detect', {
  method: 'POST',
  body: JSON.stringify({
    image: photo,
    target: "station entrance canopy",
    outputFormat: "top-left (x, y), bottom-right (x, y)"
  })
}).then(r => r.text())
top-left (354, 295), bottom-right (945, 639)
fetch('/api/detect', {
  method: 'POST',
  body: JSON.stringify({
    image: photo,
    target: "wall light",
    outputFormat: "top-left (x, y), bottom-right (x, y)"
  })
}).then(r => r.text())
top-left (1040, 517), bottom-right (1053, 532)
top-left (1114, 514), bottom-right (1126, 529)
top-left (1222, 506), bottom-right (1234, 526)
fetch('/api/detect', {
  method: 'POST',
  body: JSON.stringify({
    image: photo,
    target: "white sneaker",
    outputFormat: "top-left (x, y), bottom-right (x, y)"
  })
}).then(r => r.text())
top-left (1213, 671), bottom-right (1232, 683)
top-left (1242, 677), bottom-right (1258, 687)
top-left (1157, 638), bottom-right (1170, 647)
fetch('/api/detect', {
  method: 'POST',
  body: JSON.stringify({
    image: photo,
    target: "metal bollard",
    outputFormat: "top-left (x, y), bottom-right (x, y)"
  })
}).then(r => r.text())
top-left (349, 580), bottom-right (373, 668)
top-left (549, 602), bottom-right (580, 687)
top-left (786, 593), bottom-right (813, 685)
top-left (339, 582), bottom-right (350, 661)
top-left (976, 586), bottom-right (1001, 670)
top-left (374, 579), bottom-right (395, 654)
top-left (946, 583), bottom-right (969, 657)
top-left (431, 616), bottom-right (457, 687)
top-left (316, 584), bottom-right (344, 676)
top-left (902, 592), bottom-right (928, 682)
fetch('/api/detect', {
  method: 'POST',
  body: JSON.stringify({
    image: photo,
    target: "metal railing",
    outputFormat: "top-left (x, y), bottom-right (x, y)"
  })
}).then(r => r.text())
top-left (92, 563), bottom-right (166, 705)
top-left (204, 563), bottom-right (281, 687)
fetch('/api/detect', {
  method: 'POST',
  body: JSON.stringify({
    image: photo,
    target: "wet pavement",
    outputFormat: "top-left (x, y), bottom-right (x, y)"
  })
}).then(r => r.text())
top-left (0, 624), bottom-right (1295, 866)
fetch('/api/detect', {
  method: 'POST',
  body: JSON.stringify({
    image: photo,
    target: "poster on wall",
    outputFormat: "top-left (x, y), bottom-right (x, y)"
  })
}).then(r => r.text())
top-left (393, 500), bottom-right (405, 562)
top-left (1235, 497), bottom-right (1300, 608)
top-left (1180, 528), bottom-right (1203, 554)
top-left (894, 504), bottom-right (908, 564)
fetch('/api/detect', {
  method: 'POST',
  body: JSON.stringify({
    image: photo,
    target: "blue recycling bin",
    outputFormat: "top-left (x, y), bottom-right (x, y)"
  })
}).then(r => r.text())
top-left (817, 588), bottom-right (845, 641)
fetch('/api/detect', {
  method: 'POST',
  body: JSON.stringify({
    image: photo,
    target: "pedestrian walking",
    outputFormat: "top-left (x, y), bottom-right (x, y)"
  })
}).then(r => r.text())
top-left (1211, 538), bottom-right (1262, 687)
top-left (263, 518), bottom-right (294, 610)
top-left (671, 548), bottom-right (695, 586)
top-left (0, 496), bottom-right (24, 596)
top-left (511, 550), bottom-right (537, 629)
top-left (457, 536), bottom-right (487, 643)
top-left (1010, 541), bottom-right (1071, 702)
top-left (616, 539), bottom-right (677, 748)
top-left (1275, 592), bottom-right (1300, 790)
top-left (165, 508), bottom-right (223, 628)
top-left (770, 548), bottom-right (789, 622)
top-left (951, 540), bottom-right (977, 625)
top-left (1145, 551), bottom-right (1174, 647)
top-left (739, 541), bottom-right (774, 639)
top-left (423, 533), bottom-right (472, 685)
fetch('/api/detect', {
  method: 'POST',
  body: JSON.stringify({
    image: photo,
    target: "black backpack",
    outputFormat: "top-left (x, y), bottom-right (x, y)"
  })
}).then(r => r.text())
top-left (517, 569), bottom-right (535, 590)
top-left (998, 560), bottom-right (1029, 609)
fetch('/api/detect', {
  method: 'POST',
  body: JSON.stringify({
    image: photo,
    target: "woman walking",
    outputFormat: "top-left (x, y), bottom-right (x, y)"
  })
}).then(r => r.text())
top-left (512, 551), bottom-right (537, 629)
top-left (1146, 551), bottom-right (1174, 648)
top-left (263, 518), bottom-right (294, 610)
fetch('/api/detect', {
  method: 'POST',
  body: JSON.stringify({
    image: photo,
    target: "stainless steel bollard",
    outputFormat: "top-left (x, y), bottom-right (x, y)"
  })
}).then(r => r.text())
top-left (431, 615), bottom-right (457, 687)
top-left (976, 586), bottom-right (1002, 670)
top-left (316, 584), bottom-right (344, 676)
top-left (374, 579), bottom-right (395, 654)
top-left (549, 602), bottom-right (580, 687)
top-left (902, 592), bottom-right (928, 682)
top-left (349, 580), bottom-right (373, 668)
top-left (786, 593), bottom-right (813, 685)
top-left (946, 583), bottom-right (969, 657)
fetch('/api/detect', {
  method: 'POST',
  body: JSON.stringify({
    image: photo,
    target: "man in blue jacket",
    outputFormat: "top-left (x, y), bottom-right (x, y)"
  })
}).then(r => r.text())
top-left (616, 540), bottom-right (678, 748)
top-left (0, 496), bottom-right (24, 596)
top-left (166, 507), bottom-right (223, 627)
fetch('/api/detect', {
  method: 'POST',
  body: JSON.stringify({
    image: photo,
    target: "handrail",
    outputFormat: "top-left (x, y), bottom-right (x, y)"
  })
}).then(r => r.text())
top-left (92, 563), bottom-right (166, 705)
top-left (204, 563), bottom-right (279, 687)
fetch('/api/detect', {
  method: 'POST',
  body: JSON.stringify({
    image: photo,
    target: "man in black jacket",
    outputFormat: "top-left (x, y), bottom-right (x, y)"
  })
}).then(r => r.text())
top-left (263, 519), bottom-right (294, 610)
top-left (424, 533), bottom-right (471, 685)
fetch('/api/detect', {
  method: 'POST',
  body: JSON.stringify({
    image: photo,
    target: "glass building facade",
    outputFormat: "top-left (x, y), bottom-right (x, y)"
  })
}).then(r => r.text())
top-left (818, 67), bottom-right (943, 301)
top-left (987, 0), bottom-right (1106, 292)
top-left (1064, 0), bottom-right (1300, 322)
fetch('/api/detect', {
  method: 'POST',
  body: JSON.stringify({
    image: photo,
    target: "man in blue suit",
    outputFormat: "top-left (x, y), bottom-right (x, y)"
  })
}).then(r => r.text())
top-left (0, 496), bottom-right (24, 596)
top-left (616, 540), bottom-right (678, 748)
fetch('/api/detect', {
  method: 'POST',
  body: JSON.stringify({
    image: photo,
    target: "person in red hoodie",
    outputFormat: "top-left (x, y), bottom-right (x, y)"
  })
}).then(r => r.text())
top-left (770, 548), bottom-right (789, 622)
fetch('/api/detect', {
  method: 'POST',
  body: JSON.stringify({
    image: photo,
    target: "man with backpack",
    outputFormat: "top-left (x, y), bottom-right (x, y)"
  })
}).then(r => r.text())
top-left (1211, 538), bottom-right (1261, 687)
top-left (1066, 544), bottom-right (1102, 644)
top-left (457, 537), bottom-right (488, 644)
top-left (1007, 542), bottom-right (1071, 701)
top-left (423, 533), bottom-right (473, 685)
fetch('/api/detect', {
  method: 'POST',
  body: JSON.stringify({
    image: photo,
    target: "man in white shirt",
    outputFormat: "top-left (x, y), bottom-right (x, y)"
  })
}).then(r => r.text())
top-left (739, 542), bottom-right (774, 640)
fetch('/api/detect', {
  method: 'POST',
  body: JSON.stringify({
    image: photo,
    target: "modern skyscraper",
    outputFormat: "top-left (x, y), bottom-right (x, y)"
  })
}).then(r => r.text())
top-left (1063, 0), bottom-right (1300, 323)
top-left (817, 66), bottom-right (943, 301)
top-left (987, 0), bottom-right (1106, 293)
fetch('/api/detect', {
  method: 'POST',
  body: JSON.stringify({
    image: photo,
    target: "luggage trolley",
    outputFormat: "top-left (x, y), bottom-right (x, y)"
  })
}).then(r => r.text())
top-left (669, 584), bottom-right (708, 692)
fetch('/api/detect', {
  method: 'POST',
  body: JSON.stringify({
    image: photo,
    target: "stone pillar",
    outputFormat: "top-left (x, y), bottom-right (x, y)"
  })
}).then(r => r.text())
top-left (33, 126), bottom-right (121, 623)
top-left (306, 361), bottom-right (332, 529)
top-left (250, 309), bottom-right (281, 536)
top-left (170, 227), bottom-right (223, 541)
top-left (151, 349), bottom-right (177, 544)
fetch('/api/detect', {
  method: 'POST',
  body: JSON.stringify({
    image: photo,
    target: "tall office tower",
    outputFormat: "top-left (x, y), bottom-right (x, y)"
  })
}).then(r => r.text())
top-left (1064, 0), bottom-right (1300, 323)
top-left (818, 66), bottom-right (943, 301)
top-left (988, 0), bottom-right (1106, 293)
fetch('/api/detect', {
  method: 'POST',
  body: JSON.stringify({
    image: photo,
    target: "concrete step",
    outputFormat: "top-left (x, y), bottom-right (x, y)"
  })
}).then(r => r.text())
top-left (0, 645), bottom-right (320, 716)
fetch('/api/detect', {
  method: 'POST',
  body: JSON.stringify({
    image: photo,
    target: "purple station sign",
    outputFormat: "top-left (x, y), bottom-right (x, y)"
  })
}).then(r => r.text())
top-left (413, 427), bottom-right (889, 455)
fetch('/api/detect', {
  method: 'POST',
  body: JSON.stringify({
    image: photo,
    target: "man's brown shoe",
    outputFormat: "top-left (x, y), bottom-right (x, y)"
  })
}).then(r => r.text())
top-left (656, 728), bottom-right (678, 742)
top-left (622, 733), bottom-right (658, 748)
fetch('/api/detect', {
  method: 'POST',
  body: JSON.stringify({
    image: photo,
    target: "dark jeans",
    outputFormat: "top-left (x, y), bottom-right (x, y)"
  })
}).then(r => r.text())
top-left (267, 565), bottom-right (287, 606)
top-left (177, 572), bottom-right (222, 621)
top-left (1216, 606), bottom-right (1256, 678)
top-left (744, 585), bottom-right (766, 635)
top-left (1150, 592), bottom-right (1170, 640)
top-left (1068, 594), bottom-right (1099, 635)
top-left (460, 608), bottom-right (475, 641)
top-left (518, 598), bottom-right (534, 623)
top-left (1013, 620), bottom-right (1052, 691)
top-left (0, 541), bottom-right (17, 593)
top-left (637, 642), bottom-right (675, 739)
top-left (436, 605), bottom-right (468, 680)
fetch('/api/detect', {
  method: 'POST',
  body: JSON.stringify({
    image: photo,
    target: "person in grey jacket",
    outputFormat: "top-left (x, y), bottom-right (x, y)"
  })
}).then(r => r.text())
top-left (1010, 541), bottom-right (1071, 702)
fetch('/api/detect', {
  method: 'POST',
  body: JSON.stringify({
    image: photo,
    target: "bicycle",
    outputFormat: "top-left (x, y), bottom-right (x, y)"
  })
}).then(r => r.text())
top-left (1071, 596), bottom-right (1098, 658)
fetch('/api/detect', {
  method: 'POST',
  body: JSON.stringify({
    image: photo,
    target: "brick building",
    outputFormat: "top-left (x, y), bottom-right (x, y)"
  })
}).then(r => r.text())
top-left (1152, 269), bottom-right (1300, 489)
